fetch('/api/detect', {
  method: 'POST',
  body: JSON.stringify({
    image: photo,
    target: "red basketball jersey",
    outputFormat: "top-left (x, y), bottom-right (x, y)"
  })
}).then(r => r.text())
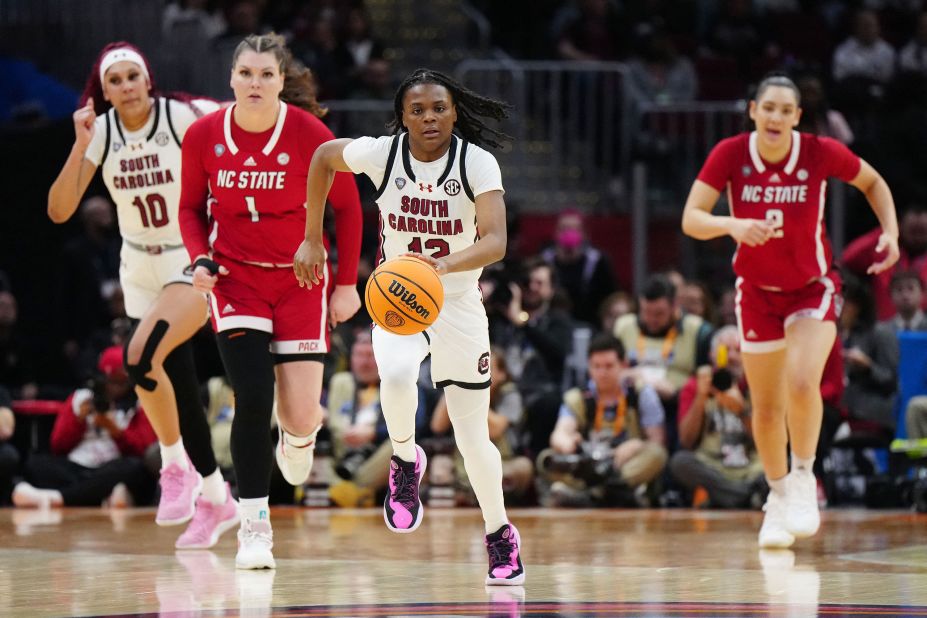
top-left (180, 102), bottom-right (360, 276)
top-left (697, 131), bottom-right (860, 291)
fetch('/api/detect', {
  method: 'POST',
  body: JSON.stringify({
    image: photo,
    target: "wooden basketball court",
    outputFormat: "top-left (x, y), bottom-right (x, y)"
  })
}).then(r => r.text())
top-left (2, 507), bottom-right (926, 616)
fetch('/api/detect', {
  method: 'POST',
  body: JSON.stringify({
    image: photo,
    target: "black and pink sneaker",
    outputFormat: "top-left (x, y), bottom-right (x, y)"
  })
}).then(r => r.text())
top-left (485, 523), bottom-right (526, 585)
top-left (383, 444), bottom-right (427, 533)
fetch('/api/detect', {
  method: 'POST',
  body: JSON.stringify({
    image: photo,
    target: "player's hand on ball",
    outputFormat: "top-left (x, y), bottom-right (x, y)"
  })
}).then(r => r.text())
top-left (329, 284), bottom-right (361, 328)
top-left (401, 252), bottom-right (447, 275)
top-left (294, 239), bottom-right (327, 288)
top-left (731, 218), bottom-right (776, 247)
top-left (868, 232), bottom-right (900, 275)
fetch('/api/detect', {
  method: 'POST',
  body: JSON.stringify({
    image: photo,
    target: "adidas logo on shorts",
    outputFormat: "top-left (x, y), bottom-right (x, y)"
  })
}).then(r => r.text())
top-left (223, 303), bottom-right (236, 314)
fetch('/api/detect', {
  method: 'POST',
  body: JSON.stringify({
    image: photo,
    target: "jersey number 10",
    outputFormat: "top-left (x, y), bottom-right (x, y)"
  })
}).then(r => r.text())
top-left (131, 194), bottom-right (169, 228)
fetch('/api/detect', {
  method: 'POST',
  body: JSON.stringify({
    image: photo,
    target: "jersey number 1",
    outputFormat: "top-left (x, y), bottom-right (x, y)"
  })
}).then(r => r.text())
top-left (131, 194), bottom-right (168, 228)
top-left (407, 237), bottom-right (450, 258)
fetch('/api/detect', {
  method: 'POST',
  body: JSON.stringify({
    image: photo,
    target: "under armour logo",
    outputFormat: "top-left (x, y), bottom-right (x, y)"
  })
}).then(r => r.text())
top-left (419, 182), bottom-right (432, 192)
top-left (130, 143), bottom-right (144, 151)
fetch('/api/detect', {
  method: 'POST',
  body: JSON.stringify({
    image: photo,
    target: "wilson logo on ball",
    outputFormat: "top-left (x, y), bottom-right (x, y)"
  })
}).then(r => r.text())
top-left (388, 280), bottom-right (432, 319)
top-left (385, 311), bottom-right (406, 328)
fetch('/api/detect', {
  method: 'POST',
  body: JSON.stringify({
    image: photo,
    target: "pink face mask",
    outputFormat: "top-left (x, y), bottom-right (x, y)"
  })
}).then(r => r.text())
top-left (557, 229), bottom-right (583, 250)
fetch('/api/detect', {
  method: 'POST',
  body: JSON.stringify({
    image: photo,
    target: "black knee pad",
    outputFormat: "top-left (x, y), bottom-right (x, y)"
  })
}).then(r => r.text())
top-left (125, 319), bottom-right (169, 392)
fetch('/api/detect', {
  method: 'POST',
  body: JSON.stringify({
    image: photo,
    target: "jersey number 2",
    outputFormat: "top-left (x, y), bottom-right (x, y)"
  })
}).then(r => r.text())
top-left (765, 209), bottom-right (785, 239)
top-left (407, 237), bottom-right (450, 258)
top-left (131, 194), bottom-right (168, 228)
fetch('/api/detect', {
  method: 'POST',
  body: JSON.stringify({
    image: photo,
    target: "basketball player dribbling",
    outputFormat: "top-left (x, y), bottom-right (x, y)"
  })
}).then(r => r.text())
top-left (682, 74), bottom-right (900, 548)
top-left (47, 42), bottom-right (237, 549)
top-left (295, 68), bottom-right (526, 586)
top-left (179, 33), bottom-right (362, 569)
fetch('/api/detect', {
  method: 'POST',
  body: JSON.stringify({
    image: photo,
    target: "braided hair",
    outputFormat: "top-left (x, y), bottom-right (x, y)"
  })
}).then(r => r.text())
top-left (387, 68), bottom-right (513, 149)
top-left (231, 33), bottom-right (327, 118)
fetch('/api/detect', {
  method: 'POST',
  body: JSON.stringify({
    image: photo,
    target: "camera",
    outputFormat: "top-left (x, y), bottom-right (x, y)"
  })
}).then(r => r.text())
top-left (539, 442), bottom-right (614, 485)
top-left (88, 375), bottom-right (110, 414)
top-left (711, 367), bottom-right (733, 391)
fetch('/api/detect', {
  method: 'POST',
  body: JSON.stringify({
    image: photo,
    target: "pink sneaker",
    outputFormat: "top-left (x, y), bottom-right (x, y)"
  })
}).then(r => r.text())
top-left (176, 483), bottom-right (240, 549)
top-left (485, 523), bottom-right (526, 586)
top-left (383, 445), bottom-right (427, 533)
top-left (156, 458), bottom-right (203, 526)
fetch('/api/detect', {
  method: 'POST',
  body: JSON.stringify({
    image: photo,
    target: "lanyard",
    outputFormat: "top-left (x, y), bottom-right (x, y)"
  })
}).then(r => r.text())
top-left (593, 395), bottom-right (627, 435)
top-left (636, 325), bottom-right (677, 364)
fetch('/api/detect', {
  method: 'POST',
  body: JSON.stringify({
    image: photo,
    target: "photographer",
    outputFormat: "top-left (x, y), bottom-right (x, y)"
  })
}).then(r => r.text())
top-left (669, 326), bottom-right (765, 508)
top-left (12, 346), bottom-right (157, 508)
top-left (539, 334), bottom-right (667, 506)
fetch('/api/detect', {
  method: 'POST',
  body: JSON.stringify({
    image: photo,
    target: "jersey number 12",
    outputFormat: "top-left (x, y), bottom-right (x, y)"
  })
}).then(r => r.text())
top-left (407, 237), bottom-right (450, 258)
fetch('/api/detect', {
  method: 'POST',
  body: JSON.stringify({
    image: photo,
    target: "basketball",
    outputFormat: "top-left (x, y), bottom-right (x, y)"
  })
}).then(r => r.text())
top-left (365, 256), bottom-right (444, 335)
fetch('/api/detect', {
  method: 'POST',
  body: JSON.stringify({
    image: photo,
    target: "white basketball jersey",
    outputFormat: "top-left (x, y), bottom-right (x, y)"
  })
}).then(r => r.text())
top-left (371, 133), bottom-right (491, 296)
top-left (90, 97), bottom-right (212, 246)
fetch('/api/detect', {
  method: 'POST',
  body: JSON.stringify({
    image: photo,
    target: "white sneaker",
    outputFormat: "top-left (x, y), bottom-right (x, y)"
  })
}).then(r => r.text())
top-left (236, 519), bottom-right (276, 570)
top-left (759, 491), bottom-right (795, 549)
top-left (275, 426), bottom-right (316, 486)
top-left (785, 469), bottom-right (820, 538)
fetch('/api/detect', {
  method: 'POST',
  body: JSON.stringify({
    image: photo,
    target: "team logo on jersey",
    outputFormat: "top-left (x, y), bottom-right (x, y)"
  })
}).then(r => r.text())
top-left (741, 165), bottom-right (752, 177)
top-left (477, 352), bottom-right (490, 375)
top-left (797, 169), bottom-right (808, 181)
top-left (395, 178), bottom-right (406, 190)
top-left (419, 182), bottom-right (433, 192)
top-left (112, 142), bottom-right (122, 152)
top-left (277, 152), bottom-right (289, 165)
top-left (443, 179), bottom-right (461, 196)
top-left (214, 144), bottom-right (225, 157)
top-left (154, 131), bottom-right (169, 146)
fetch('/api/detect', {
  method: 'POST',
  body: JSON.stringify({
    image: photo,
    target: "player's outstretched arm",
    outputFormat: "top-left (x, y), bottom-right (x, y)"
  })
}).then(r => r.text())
top-left (48, 100), bottom-right (99, 223)
top-left (295, 138), bottom-right (355, 289)
top-left (849, 159), bottom-right (900, 275)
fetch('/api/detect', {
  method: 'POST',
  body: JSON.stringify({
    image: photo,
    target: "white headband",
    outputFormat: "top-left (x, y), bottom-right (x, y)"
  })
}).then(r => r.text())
top-left (99, 48), bottom-right (150, 86)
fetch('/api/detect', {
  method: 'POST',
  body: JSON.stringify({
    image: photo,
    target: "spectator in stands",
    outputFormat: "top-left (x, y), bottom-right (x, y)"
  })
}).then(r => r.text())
top-left (839, 276), bottom-right (899, 439)
top-left (553, 0), bottom-right (628, 61)
top-left (336, 7), bottom-right (388, 98)
top-left (613, 274), bottom-right (712, 441)
top-left (0, 386), bottom-right (18, 505)
top-left (796, 74), bottom-right (854, 144)
top-left (541, 210), bottom-right (617, 326)
top-left (705, 0), bottom-right (776, 78)
top-left (431, 348), bottom-right (534, 505)
top-left (670, 326), bottom-right (764, 508)
top-left (326, 331), bottom-right (430, 507)
top-left (12, 347), bottom-right (157, 508)
top-left (0, 290), bottom-right (37, 400)
top-left (817, 337), bottom-right (846, 486)
top-left (626, 22), bottom-right (697, 106)
top-left (161, 0), bottom-right (226, 40)
top-left (679, 280), bottom-right (718, 326)
top-left (597, 290), bottom-right (634, 337)
top-left (497, 259), bottom-right (574, 456)
top-left (832, 9), bottom-right (896, 84)
top-left (884, 270), bottom-right (927, 331)
top-left (898, 11), bottom-right (927, 74)
top-left (540, 334), bottom-right (667, 506)
top-left (716, 286), bottom-right (738, 327)
top-left (843, 202), bottom-right (927, 320)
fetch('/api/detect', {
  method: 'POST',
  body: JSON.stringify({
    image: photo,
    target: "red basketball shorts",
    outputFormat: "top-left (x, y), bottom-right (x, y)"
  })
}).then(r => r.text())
top-left (208, 257), bottom-right (330, 355)
top-left (735, 271), bottom-right (841, 354)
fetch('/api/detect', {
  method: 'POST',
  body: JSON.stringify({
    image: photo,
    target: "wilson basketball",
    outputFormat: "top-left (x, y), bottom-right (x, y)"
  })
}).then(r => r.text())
top-left (365, 256), bottom-right (444, 335)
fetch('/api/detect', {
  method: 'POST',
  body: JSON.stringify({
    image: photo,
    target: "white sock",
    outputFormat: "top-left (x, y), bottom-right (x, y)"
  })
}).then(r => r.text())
top-left (446, 386), bottom-right (508, 534)
top-left (239, 497), bottom-right (270, 524)
top-left (768, 475), bottom-right (787, 497)
top-left (160, 438), bottom-right (189, 470)
top-left (201, 469), bottom-right (227, 505)
top-left (372, 327), bottom-right (428, 463)
top-left (791, 452), bottom-right (815, 474)
top-left (13, 482), bottom-right (63, 508)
